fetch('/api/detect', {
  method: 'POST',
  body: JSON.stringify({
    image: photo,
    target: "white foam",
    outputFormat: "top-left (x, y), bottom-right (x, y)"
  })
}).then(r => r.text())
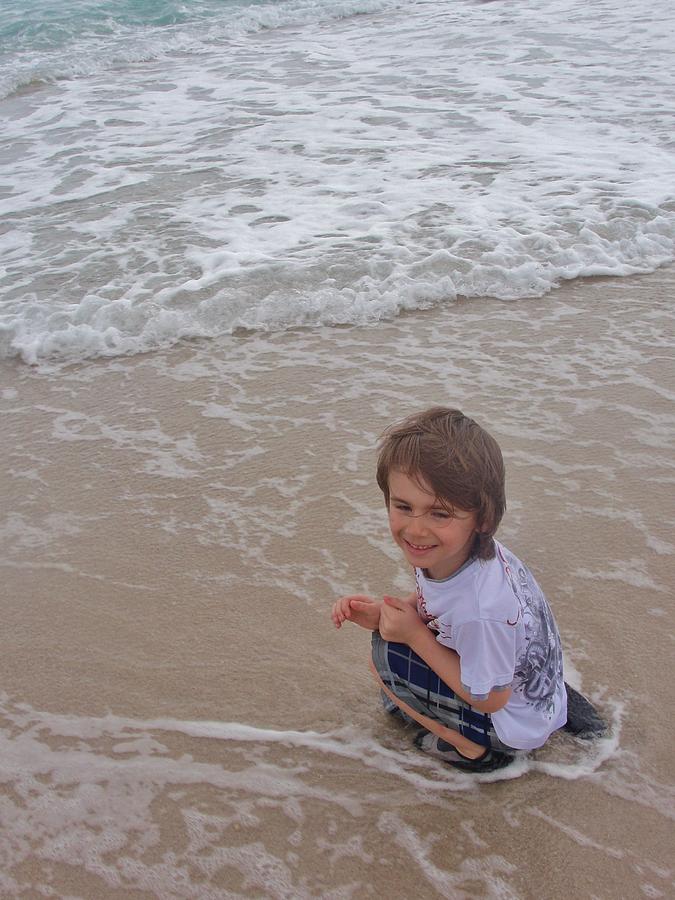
top-left (377, 811), bottom-right (518, 898)
top-left (46, 408), bottom-right (205, 478)
top-left (2, 0), bottom-right (675, 364)
top-left (0, 0), bottom-right (403, 100)
top-left (0, 681), bottom-right (656, 892)
top-left (573, 560), bottom-right (669, 593)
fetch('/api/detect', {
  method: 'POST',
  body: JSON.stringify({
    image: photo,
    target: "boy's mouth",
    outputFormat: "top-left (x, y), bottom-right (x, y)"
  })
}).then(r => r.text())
top-left (403, 539), bottom-right (436, 553)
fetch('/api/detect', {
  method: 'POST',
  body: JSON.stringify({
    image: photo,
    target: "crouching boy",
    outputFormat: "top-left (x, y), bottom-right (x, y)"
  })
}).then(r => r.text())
top-left (331, 407), bottom-right (567, 773)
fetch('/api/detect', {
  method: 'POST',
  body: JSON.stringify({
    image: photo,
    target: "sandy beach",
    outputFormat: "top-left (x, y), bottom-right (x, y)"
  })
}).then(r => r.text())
top-left (1, 268), bottom-right (673, 897)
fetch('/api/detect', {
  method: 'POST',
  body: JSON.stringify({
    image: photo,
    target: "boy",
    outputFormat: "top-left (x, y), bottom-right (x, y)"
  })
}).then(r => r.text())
top-left (331, 407), bottom-right (567, 772)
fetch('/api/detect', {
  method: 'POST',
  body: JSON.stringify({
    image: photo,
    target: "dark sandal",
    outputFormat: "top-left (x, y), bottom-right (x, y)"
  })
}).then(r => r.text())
top-left (414, 729), bottom-right (514, 772)
top-left (563, 683), bottom-right (608, 739)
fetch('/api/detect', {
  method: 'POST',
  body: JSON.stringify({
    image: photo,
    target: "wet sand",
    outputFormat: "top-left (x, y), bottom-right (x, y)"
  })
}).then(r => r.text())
top-left (1, 270), bottom-right (674, 898)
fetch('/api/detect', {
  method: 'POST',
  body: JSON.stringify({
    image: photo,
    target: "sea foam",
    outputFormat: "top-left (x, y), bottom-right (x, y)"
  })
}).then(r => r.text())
top-left (0, 0), bottom-right (403, 100)
top-left (2, 0), bottom-right (675, 364)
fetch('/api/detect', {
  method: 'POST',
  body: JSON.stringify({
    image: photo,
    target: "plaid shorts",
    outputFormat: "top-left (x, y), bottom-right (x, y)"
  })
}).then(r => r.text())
top-left (371, 631), bottom-right (513, 752)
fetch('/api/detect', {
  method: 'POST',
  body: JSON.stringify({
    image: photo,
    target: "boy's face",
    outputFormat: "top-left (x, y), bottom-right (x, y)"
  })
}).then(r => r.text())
top-left (387, 469), bottom-right (478, 581)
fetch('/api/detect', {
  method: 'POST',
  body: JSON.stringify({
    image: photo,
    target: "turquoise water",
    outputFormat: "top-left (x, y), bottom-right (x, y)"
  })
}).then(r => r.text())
top-left (2, 0), bottom-right (266, 43)
top-left (1, 0), bottom-right (392, 97)
top-left (1, 0), bottom-right (243, 79)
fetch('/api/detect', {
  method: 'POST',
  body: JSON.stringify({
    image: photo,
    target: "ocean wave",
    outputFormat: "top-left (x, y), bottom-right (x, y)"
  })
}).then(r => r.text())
top-left (0, 0), bottom-right (402, 100)
top-left (3, 218), bottom-right (673, 366)
top-left (2, 0), bottom-right (674, 366)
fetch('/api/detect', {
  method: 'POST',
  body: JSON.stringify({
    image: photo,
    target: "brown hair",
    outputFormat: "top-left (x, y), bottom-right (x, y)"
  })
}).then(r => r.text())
top-left (376, 407), bottom-right (506, 560)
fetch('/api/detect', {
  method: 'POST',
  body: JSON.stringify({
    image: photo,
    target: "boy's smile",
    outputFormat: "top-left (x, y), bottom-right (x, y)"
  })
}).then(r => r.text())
top-left (387, 470), bottom-right (479, 580)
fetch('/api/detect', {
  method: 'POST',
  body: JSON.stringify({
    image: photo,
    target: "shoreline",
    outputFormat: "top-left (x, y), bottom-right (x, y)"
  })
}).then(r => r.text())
top-left (1, 268), bottom-right (674, 896)
top-left (1, 264), bottom-right (674, 374)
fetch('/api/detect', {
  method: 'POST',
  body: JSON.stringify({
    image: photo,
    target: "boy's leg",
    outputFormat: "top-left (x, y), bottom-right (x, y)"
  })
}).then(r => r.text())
top-left (370, 660), bottom-right (490, 759)
top-left (370, 632), bottom-right (514, 757)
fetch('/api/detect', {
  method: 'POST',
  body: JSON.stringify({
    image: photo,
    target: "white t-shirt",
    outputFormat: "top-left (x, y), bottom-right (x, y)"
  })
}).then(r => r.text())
top-left (414, 541), bottom-right (567, 750)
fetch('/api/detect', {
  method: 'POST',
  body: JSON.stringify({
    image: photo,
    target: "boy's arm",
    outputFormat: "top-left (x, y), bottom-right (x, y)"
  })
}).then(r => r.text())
top-left (332, 591), bottom-right (416, 631)
top-left (379, 596), bottom-right (511, 714)
top-left (331, 595), bottom-right (382, 630)
top-left (409, 625), bottom-right (511, 714)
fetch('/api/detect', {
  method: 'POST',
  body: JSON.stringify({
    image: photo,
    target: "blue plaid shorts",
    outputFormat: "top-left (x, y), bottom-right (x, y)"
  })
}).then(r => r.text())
top-left (371, 631), bottom-right (513, 751)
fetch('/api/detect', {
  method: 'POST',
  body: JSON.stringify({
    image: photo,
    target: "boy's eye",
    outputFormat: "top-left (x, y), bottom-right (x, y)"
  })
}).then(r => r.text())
top-left (431, 510), bottom-right (452, 520)
top-left (393, 503), bottom-right (411, 512)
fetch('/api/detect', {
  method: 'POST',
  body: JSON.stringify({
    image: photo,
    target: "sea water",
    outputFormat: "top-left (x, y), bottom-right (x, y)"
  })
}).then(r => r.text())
top-left (1, 2), bottom-right (674, 897)
top-left (2, 276), bottom-right (674, 895)
top-left (1, 0), bottom-right (674, 364)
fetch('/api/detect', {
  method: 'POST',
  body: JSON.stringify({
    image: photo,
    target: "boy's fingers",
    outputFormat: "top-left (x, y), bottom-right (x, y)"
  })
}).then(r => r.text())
top-left (382, 595), bottom-right (404, 610)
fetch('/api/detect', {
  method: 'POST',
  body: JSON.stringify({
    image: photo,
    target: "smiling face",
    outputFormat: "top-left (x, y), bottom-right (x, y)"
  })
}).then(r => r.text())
top-left (387, 469), bottom-right (479, 580)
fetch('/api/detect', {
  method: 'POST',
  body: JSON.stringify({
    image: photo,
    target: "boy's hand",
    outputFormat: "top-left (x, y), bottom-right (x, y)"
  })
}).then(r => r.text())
top-left (379, 595), bottom-right (426, 645)
top-left (331, 595), bottom-right (381, 631)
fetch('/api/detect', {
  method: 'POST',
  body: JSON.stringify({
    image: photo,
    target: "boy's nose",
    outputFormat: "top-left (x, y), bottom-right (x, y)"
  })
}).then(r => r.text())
top-left (406, 522), bottom-right (430, 540)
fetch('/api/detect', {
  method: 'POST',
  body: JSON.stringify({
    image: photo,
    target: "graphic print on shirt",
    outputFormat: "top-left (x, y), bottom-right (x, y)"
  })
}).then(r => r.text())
top-left (414, 571), bottom-right (441, 634)
top-left (498, 545), bottom-right (563, 715)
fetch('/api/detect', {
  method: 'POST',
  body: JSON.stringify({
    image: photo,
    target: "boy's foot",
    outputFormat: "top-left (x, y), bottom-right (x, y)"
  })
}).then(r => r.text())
top-left (414, 730), bottom-right (514, 773)
top-left (563, 683), bottom-right (608, 739)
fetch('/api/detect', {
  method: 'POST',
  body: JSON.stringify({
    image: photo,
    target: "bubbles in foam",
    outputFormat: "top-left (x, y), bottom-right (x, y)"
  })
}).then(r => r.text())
top-left (0, 0), bottom-right (403, 100)
top-left (1, 0), bottom-right (675, 364)
top-left (378, 810), bottom-right (518, 898)
top-left (1, 688), bottom-right (635, 896)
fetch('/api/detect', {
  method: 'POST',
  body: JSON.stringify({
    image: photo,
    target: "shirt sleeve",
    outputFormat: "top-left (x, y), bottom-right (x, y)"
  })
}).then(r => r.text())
top-left (451, 619), bottom-right (516, 701)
